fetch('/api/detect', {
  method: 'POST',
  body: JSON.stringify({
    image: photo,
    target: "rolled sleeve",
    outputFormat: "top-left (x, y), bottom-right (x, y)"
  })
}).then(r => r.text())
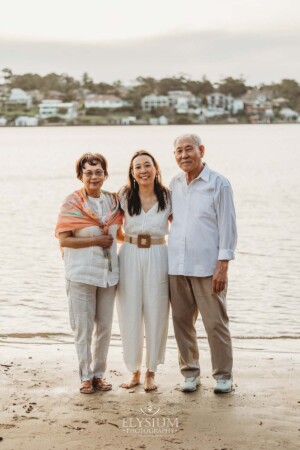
top-left (218, 249), bottom-right (235, 260)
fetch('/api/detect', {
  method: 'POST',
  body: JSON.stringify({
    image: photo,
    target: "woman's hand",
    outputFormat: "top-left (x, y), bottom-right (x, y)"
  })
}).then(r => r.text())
top-left (95, 234), bottom-right (114, 248)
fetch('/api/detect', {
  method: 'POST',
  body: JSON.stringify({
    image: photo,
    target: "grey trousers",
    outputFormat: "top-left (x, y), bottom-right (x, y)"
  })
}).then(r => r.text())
top-left (169, 275), bottom-right (233, 380)
top-left (66, 280), bottom-right (116, 381)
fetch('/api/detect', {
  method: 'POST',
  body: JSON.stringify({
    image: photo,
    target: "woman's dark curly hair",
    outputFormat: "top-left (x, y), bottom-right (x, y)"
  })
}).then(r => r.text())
top-left (124, 150), bottom-right (169, 216)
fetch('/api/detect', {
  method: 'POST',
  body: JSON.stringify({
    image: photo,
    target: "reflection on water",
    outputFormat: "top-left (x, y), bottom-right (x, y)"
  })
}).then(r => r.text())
top-left (1, 125), bottom-right (300, 338)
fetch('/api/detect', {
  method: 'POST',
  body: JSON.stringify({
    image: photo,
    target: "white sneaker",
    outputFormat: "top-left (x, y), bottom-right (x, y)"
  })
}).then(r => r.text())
top-left (214, 379), bottom-right (233, 394)
top-left (180, 376), bottom-right (200, 392)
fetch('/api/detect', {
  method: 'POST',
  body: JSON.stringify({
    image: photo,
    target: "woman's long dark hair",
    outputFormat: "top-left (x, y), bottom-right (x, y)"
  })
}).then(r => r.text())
top-left (125, 150), bottom-right (169, 216)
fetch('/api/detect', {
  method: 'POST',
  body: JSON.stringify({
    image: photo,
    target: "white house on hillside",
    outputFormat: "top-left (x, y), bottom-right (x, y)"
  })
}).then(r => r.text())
top-left (8, 88), bottom-right (32, 108)
top-left (167, 90), bottom-right (200, 114)
top-left (15, 116), bottom-right (38, 126)
top-left (206, 93), bottom-right (229, 109)
top-left (149, 115), bottom-right (169, 125)
top-left (200, 107), bottom-right (229, 119)
top-left (206, 93), bottom-right (244, 115)
top-left (279, 108), bottom-right (299, 120)
top-left (175, 97), bottom-right (190, 113)
top-left (121, 116), bottom-right (137, 125)
top-left (168, 90), bottom-right (195, 105)
top-left (38, 100), bottom-right (77, 121)
top-left (272, 97), bottom-right (288, 107)
top-left (231, 99), bottom-right (244, 114)
top-left (46, 90), bottom-right (65, 100)
top-left (141, 94), bottom-right (169, 112)
top-left (84, 95), bottom-right (126, 109)
top-left (242, 89), bottom-right (269, 107)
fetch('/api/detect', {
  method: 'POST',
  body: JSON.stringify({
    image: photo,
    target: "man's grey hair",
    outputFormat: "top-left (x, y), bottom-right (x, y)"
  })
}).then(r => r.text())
top-left (173, 134), bottom-right (202, 148)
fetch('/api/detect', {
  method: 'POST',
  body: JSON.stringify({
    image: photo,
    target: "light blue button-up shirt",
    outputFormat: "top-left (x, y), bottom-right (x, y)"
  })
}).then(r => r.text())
top-left (168, 164), bottom-right (237, 277)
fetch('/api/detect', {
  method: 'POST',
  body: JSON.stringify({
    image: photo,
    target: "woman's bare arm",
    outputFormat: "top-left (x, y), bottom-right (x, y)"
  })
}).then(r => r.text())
top-left (59, 231), bottom-right (113, 249)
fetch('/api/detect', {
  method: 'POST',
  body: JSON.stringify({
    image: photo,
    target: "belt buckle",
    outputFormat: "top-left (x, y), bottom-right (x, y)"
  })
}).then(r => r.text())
top-left (137, 234), bottom-right (151, 248)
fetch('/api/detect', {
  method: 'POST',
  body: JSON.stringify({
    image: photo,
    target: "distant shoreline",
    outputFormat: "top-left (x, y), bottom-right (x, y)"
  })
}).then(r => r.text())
top-left (1, 122), bottom-right (299, 128)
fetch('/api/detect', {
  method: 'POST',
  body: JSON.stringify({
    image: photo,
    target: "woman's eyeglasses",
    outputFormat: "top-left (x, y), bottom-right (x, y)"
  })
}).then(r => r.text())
top-left (83, 170), bottom-right (105, 178)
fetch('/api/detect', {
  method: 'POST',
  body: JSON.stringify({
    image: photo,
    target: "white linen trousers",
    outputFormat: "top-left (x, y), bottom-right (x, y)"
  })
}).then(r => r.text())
top-left (117, 198), bottom-right (171, 373)
top-left (67, 281), bottom-right (116, 381)
top-left (63, 194), bottom-right (118, 381)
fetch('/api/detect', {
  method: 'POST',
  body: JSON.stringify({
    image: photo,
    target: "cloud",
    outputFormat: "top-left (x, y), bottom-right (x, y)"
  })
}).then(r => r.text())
top-left (1, 29), bottom-right (299, 85)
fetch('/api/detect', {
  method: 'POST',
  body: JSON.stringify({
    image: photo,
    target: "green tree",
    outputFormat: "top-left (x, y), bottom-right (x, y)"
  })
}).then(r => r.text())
top-left (126, 77), bottom-right (158, 111)
top-left (1, 68), bottom-right (14, 85)
top-left (218, 77), bottom-right (247, 97)
top-left (11, 73), bottom-right (43, 90)
top-left (60, 74), bottom-right (79, 100)
top-left (81, 72), bottom-right (95, 91)
top-left (95, 82), bottom-right (115, 95)
top-left (113, 80), bottom-right (122, 88)
top-left (0, 68), bottom-right (14, 114)
top-left (156, 77), bottom-right (186, 95)
top-left (185, 77), bottom-right (214, 96)
top-left (42, 73), bottom-right (64, 91)
top-left (273, 79), bottom-right (300, 110)
top-left (9, 72), bottom-right (79, 97)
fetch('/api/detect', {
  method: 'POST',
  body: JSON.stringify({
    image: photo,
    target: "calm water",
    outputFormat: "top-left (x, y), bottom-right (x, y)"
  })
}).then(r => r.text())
top-left (1, 125), bottom-right (300, 340)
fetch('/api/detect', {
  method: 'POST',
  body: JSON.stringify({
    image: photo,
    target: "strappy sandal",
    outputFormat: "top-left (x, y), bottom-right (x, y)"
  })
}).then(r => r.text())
top-left (92, 377), bottom-right (112, 391)
top-left (80, 379), bottom-right (94, 394)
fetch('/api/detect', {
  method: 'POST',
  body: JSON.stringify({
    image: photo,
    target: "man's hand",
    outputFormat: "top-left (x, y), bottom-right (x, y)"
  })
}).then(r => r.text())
top-left (212, 260), bottom-right (229, 294)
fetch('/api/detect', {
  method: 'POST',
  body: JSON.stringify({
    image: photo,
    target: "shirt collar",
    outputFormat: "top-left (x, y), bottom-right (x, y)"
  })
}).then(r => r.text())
top-left (179, 163), bottom-right (210, 183)
top-left (196, 163), bottom-right (210, 182)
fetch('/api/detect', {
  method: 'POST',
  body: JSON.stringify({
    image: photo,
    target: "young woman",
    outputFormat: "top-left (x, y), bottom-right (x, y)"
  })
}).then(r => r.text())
top-left (117, 150), bottom-right (171, 391)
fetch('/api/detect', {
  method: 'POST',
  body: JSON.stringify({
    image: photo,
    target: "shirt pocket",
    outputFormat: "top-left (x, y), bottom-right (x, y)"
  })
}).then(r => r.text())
top-left (193, 194), bottom-right (216, 220)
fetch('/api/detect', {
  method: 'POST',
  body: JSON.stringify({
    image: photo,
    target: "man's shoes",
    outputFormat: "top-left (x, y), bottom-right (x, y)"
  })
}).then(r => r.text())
top-left (180, 376), bottom-right (200, 392)
top-left (214, 379), bottom-right (233, 394)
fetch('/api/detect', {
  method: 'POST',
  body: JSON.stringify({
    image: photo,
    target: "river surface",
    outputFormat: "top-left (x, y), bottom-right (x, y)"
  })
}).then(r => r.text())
top-left (1, 124), bottom-right (300, 342)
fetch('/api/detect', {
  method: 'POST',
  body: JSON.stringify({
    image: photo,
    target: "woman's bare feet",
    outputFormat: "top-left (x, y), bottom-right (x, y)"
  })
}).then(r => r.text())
top-left (144, 370), bottom-right (157, 392)
top-left (120, 371), bottom-right (141, 389)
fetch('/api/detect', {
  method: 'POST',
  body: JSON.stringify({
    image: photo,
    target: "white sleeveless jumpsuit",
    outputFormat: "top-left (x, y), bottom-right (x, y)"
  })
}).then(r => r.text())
top-left (117, 196), bottom-right (171, 372)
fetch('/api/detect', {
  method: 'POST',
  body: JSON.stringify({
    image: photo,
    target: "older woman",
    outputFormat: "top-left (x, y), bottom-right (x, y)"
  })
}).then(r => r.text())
top-left (55, 153), bottom-right (122, 394)
top-left (117, 150), bottom-right (171, 392)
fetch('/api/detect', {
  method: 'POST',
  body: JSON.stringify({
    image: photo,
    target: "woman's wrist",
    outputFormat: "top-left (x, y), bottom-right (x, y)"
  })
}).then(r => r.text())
top-left (90, 236), bottom-right (100, 247)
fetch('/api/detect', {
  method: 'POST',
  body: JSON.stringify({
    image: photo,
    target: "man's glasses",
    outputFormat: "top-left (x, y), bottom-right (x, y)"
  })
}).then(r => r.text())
top-left (83, 170), bottom-right (105, 178)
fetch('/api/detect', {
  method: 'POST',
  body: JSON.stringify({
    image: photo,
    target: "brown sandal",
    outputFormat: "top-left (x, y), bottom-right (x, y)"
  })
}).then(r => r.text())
top-left (93, 377), bottom-right (112, 391)
top-left (80, 380), bottom-right (94, 394)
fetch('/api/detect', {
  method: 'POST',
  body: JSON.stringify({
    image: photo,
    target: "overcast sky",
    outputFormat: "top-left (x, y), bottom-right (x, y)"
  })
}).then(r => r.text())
top-left (1, 0), bottom-right (299, 85)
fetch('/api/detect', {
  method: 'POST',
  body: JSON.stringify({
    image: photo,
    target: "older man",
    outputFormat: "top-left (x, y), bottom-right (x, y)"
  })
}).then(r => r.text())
top-left (168, 133), bottom-right (237, 393)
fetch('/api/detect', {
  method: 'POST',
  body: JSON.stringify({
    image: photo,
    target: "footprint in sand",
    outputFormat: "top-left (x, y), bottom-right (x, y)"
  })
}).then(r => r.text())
top-left (0, 424), bottom-right (16, 430)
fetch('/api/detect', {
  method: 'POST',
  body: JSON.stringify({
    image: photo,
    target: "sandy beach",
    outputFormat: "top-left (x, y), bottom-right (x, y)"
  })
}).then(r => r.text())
top-left (0, 338), bottom-right (299, 450)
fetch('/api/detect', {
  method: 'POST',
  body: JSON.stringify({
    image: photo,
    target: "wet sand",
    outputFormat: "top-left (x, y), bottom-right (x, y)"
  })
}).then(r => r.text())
top-left (0, 339), bottom-right (299, 450)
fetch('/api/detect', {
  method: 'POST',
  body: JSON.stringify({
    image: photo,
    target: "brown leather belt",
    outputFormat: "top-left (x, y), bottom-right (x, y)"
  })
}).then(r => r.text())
top-left (124, 234), bottom-right (166, 248)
